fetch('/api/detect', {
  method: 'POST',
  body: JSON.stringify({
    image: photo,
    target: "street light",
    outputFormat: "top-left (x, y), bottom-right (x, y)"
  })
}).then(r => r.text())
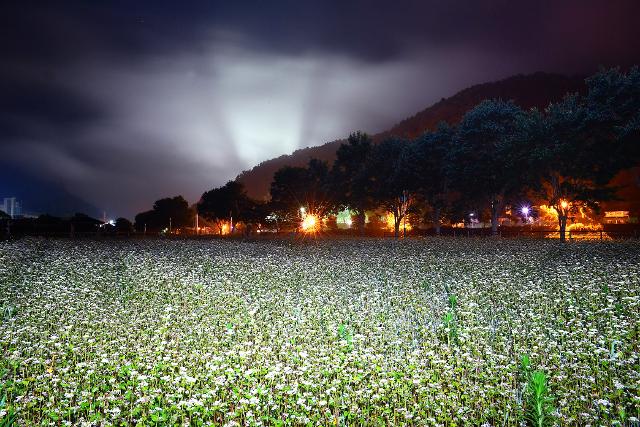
top-left (521, 206), bottom-right (530, 226)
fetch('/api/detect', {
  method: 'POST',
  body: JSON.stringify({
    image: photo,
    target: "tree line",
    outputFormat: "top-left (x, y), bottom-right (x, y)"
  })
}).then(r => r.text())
top-left (134, 68), bottom-right (639, 241)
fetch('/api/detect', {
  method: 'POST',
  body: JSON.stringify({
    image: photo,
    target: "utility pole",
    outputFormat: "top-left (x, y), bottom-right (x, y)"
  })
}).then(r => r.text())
top-left (230, 210), bottom-right (233, 234)
top-left (169, 217), bottom-right (172, 234)
top-left (195, 213), bottom-right (199, 235)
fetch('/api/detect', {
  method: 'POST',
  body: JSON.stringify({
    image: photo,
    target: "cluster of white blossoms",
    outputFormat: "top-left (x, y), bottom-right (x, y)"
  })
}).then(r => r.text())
top-left (0, 237), bottom-right (639, 426)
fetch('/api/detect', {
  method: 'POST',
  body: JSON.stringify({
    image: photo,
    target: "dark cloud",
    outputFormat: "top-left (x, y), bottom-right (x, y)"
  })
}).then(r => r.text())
top-left (1, 0), bottom-right (638, 218)
top-left (4, 1), bottom-right (638, 66)
top-left (0, 71), bottom-right (104, 138)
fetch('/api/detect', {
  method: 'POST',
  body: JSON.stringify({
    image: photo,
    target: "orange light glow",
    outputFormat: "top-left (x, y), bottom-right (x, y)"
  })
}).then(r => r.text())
top-left (385, 213), bottom-right (412, 231)
top-left (567, 222), bottom-right (602, 231)
top-left (386, 213), bottom-right (395, 230)
top-left (219, 222), bottom-right (231, 235)
top-left (560, 200), bottom-right (569, 209)
top-left (539, 204), bottom-right (558, 221)
top-left (301, 214), bottom-right (319, 232)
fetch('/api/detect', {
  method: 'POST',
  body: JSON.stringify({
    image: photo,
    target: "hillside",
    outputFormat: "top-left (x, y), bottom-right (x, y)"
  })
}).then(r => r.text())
top-left (236, 72), bottom-right (585, 200)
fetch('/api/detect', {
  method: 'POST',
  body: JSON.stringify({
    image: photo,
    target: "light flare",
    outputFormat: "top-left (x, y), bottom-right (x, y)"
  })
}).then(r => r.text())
top-left (301, 214), bottom-right (319, 232)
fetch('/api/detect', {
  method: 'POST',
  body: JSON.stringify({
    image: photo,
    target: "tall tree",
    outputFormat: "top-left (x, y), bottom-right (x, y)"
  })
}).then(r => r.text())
top-left (449, 99), bottom-right (524, 235)
top-left (329, 131), bottom-right (374, 233)
top-left (305, 158), bottom-right (333, 213)
top-left (517, 68), bottom-right (640, 241)
top-left (582, 67), bottom-right (640, 168)
top-left (134, 195), bottom-right (192, 232)
top-left (241, 199), bottom-right (270, 234)
top-left (115, 217), bottom-right (134, 235)
top-left (270, 159), bottom-right (331, 227)
top-left (366, 137), bottom-right (412, 239)
top-left (198, 181), bottom-right (253, 234)
top-left (405, 123), bottom-right (455, 235)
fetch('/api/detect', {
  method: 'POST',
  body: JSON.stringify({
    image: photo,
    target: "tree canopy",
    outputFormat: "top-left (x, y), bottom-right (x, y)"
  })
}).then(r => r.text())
top-left (515, 68), bottom-right (640, 240)
top-left (404, 123), bottom-right (455, 234)
top-left (134, 195), bottom-right (192, 232)
top-left (198, 181), bottom-right (254, 234)
top-left (329, 131), bottom-right (374, 232)
top-left (448, 99), bottom-right (525, 234)
top-left (366, 137), bottom-right (412, 238)
top-left (115, 217), bottom-right (134, 234)
top-left (270, 159), bottom-right (331, 225)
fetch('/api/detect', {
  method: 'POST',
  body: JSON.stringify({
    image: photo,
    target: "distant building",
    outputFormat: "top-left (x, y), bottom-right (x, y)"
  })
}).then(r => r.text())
top-left (604, 210), bottom-right (630, 224)
top-left (1, 197), bottom-right (22, 218)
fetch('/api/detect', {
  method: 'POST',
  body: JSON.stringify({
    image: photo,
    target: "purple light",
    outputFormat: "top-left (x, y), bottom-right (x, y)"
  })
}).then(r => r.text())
top-left (521, 207), bottom-right (530, 216)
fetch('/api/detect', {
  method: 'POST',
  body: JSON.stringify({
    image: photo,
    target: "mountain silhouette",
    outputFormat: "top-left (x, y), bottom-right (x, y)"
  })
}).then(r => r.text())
top-left (236, 72), bottom-right (585, 200)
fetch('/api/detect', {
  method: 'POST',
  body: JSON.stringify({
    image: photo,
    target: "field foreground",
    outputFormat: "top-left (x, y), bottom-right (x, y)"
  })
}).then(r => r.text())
top-left (1, 238), bottom-right (639, 426)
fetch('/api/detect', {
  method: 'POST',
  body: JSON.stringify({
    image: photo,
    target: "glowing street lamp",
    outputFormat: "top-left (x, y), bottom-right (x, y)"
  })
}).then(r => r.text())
top-left (521, 206), bottom-right (530, 225)
top-left (560, 200), bottom-right (569, 209)
top-left (301, 214), bottom-right (319, 233)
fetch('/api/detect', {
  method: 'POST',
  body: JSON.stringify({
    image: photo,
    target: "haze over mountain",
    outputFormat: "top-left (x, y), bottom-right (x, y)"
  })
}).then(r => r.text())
top-left (237, 72), bottom-right (585, 200)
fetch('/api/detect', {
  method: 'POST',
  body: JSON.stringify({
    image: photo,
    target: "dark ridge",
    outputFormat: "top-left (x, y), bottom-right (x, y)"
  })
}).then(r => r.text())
top-left (237, 72), bottom-right (585, 200)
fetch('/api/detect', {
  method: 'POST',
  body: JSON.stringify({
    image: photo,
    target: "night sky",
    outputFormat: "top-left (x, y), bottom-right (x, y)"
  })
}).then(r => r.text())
top-left (2, 1), bottom-right (639, 218)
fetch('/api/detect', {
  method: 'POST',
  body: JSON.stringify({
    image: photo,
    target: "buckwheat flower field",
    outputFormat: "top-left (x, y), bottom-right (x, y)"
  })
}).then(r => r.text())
top-left (1, 238), bottom-right (639, 426)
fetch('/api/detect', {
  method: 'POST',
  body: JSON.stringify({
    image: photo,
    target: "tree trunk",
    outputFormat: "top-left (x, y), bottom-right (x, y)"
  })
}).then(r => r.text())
top-left (433, 206), bottom-right (441, 236)
top-left (491, 200), bottom-right (499, 236)
top-left (558, 214), bottom-right (568, 242)
top-left (358, 212), bottom-right (366, 236)
top-left (394, 216), bottom-right (400, 239)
